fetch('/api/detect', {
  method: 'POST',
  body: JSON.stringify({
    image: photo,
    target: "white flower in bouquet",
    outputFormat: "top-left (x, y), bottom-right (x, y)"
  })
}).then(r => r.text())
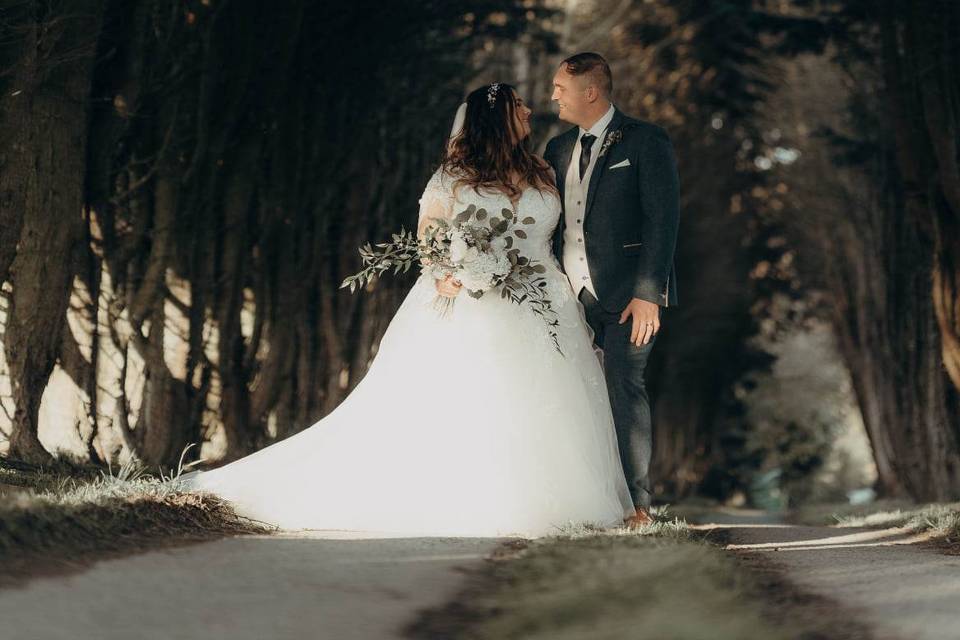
top-left (448, 230), bottom-right (469, 263)
top-left (457, 247), bottom-right (511, 293)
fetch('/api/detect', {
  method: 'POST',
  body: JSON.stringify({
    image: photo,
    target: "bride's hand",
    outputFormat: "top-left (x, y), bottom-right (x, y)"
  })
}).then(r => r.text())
top-left (435, 274), bottom-right (462, 298)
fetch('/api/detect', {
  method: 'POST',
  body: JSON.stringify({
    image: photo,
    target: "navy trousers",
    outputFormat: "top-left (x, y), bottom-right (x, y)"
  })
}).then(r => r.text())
top-left (578, 287), bottom-right (659, 509)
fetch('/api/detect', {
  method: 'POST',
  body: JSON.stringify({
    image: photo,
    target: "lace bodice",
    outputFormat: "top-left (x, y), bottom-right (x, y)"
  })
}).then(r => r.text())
top-left (417, 168), bottom-right (562, 266)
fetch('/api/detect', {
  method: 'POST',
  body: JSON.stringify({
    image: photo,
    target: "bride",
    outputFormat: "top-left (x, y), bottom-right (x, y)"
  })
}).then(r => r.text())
top-left (175, 82), bottom-right (636, 537)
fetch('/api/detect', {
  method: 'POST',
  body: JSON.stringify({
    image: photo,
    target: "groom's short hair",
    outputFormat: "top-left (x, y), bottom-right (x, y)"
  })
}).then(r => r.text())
top-left (561, 52), bottom-right (613, 97)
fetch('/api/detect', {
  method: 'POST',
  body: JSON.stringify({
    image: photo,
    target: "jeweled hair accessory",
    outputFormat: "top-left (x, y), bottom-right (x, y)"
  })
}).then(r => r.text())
top-left (486, 82), bottom-right (501, 108)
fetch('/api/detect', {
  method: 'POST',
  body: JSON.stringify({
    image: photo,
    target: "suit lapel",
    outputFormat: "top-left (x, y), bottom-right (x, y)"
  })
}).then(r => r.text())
top-left (554, 127), bottom-right (577, 201)
top-left (551, 128), bottom-right (578, 258)
top-left (584, 108), bottom-right (625, 221)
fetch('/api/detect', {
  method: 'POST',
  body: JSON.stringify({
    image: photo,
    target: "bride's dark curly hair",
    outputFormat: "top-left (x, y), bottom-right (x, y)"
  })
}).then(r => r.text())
top-left (442, 83), bottom-right (557, 202)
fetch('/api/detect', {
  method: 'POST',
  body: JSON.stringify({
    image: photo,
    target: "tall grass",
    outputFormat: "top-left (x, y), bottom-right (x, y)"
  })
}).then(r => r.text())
top-left (0, 453), bottom-right (270, 581)
top-left (832, 502), bottom-right (960, 539)
top-left (546, 504), bottom-right (693, 540)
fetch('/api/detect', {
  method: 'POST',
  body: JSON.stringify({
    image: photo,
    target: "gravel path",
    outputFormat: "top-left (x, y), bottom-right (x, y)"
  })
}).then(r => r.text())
top-left (0, 530), bottom-right (504, 640)
top-left (690, 508), bottom-right (960, 640)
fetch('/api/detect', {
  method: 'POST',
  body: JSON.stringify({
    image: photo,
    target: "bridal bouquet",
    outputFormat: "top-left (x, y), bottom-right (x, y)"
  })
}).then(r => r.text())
top-left (340, 205), bottom-right (562, 353)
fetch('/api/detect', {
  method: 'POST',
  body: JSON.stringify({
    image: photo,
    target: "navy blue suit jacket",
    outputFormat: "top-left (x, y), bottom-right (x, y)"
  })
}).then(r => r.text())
top-left (543, 108), bottom-right (680, 313)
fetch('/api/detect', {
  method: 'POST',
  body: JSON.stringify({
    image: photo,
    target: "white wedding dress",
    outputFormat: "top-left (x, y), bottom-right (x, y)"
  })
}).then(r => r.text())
top-left (176, 168), bottom-right (635, 537)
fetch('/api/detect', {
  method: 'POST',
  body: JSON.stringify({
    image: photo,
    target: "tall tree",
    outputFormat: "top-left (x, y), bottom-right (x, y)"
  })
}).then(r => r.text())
top-left (1, 1), bottom-right (107, 463)
top-left (767, 0), bottom-right (960, 500)
top-left (1, 0), bottom-right (553, 470)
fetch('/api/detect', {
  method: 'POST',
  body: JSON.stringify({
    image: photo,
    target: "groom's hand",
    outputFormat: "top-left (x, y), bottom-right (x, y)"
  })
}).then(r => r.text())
top-left (619, 298), bottom-right (661, 346)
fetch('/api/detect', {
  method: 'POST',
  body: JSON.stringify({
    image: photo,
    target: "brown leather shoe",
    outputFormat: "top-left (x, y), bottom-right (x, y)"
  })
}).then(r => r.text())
top-left (624, 507), bottom-right (655, 528)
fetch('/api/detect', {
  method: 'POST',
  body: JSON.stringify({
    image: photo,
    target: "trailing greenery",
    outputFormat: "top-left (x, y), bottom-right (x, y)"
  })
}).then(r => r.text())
top-left (341, 203), bottom-right (562, 351)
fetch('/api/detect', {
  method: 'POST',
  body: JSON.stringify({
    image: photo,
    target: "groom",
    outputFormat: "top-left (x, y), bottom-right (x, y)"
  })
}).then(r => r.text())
top-left (543, 52), bottom-right (680, 527)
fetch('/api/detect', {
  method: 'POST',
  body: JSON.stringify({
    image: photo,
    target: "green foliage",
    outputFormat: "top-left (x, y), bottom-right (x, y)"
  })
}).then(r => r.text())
top-left (339, 228), bottom-right (420, 293)
top-left (341, 203), bottom-right (563, 353)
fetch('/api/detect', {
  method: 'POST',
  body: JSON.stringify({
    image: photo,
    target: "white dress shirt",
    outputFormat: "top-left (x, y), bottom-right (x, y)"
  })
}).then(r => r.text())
top-left (563, 103), bottom-right (616, 298)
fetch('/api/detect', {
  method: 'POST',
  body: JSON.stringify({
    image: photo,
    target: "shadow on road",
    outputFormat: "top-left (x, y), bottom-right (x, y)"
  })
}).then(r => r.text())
top-left (0, 532), bottom-right (505, 640)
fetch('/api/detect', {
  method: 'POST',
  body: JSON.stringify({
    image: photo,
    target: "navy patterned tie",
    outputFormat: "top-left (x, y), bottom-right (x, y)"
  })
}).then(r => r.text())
top-left (579, 133), bottom-right (597, 180)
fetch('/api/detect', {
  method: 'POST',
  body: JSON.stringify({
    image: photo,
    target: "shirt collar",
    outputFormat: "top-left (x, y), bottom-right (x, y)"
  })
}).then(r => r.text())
top-left (579, 103), bottom-right (616, 140)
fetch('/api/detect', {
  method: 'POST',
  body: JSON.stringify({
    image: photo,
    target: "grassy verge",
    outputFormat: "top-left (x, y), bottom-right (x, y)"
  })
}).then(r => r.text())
top-left (786, 497), bottom-right (920, 526)
top-left (0, 456), bottom-right (272, 587)
top-left (406, 506), bottom-right (831, 640)
top-left (788, 499), bottom-right (960, 550)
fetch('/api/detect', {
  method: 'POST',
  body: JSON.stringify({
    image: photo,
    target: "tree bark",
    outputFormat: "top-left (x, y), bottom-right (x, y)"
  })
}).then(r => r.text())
top-left (910, 0), bottom-right (960, 393)
top-left (875, 1), bottom-right (960, 500)
top-left (3, 1), bottom-right (106, 463)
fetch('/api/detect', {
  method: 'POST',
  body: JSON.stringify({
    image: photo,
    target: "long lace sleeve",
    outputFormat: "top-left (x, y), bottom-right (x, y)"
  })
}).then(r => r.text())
top-left (417, 168), bottom-right (456, 237)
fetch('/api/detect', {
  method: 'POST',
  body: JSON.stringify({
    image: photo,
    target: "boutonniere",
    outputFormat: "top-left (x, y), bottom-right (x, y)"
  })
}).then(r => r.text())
top-left (597, 128), bottom-right (623, 158)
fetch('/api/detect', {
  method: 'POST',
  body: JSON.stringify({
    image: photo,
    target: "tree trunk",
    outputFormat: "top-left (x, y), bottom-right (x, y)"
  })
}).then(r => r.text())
top-left (876, 1), bottom-right (960, 499)
top-left (3, 1), bottom-right (106, 463)
top-left (910, 0), bottom-right (960, 394)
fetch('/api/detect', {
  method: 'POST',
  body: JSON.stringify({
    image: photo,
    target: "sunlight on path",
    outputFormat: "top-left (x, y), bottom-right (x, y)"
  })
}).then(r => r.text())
top-left (690, 508), bottom-right (960, 640)
top-left (691, 521), bottom-right (938, 550)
